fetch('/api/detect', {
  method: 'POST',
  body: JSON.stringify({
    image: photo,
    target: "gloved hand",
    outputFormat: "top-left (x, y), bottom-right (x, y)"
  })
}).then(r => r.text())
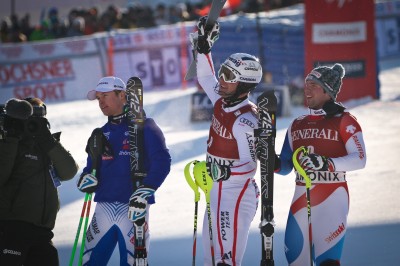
top-left (128, 186), bottom-right (155, 222)
top-left (77, 173), bottom-right (98, 193)
top-left (25, 116), bottom-right (56, 152)
top-left (299, 153), bottom-right (335, 172)
top-left (85, 128), bottom-right (114, 159)
top-left (196, 16), bottom-right (220, 54)
top-left (206, 162), bottom-right (231, 182)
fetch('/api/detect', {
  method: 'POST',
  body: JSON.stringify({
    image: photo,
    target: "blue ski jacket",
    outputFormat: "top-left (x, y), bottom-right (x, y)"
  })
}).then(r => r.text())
top-left (82, 117), bottom-right (171, 204)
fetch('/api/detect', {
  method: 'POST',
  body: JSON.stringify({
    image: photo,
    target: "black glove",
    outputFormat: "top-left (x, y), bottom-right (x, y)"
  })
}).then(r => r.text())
top-left (206, 162), bottom-right (231, 181)
top-left (128, 186), bottom-right (155, 222)
top-left (85, 128), bottom-right (114, 159)
top-left (77, 172), bottom-right (99, 193)
top-left (299, 153), bottom-right (335, 172)
top-left (25, 117), bottom-right (56, 152)
top-left (196, 16), bottom-right (220, 54)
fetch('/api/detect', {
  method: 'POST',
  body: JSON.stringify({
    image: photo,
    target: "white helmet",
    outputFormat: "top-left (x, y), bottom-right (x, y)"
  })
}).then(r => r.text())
top-left (217, 53), bottom-right (262, 102)
top-left (218, 53), bottom-right (262, 84)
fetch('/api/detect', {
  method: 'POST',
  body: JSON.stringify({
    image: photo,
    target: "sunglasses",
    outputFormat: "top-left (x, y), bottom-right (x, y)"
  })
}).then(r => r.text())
top-left (218, 65), bottom-right (238, 83)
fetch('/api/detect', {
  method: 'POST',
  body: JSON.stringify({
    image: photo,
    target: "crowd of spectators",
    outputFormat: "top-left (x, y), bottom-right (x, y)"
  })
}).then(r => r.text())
top-left (0, 0), bottom-right (302, 43)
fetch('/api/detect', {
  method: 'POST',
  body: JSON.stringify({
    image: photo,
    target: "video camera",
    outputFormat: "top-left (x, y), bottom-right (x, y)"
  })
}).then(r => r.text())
top-left (0, 99), bottom-right (35, 140)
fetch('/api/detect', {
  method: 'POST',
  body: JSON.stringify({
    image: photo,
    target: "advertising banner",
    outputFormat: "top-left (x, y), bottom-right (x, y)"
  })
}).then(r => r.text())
top-left (0, 38), bottom-right (104, 103)
top-left (109, 25), bottom-right (193, 91)
top-left (305, 0), bottom-right (377, 101)
top-left (0, 24), bottom-right (194, 104)
top-left (375, 1), bottom-right (400, 58)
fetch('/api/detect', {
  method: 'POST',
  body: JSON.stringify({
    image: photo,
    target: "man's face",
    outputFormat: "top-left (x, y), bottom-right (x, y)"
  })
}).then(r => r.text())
top-left (304, 80), bottom-right (331, 109)
top-left (218, 77), bottom-right (240, 99)
top-left (95, 90), bottom-right (126, 116)
top-left (217, 65), bottom-right (240, 99)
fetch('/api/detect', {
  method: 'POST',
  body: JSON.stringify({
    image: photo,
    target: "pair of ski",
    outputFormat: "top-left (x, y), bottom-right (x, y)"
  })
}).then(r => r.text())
top-left (256, 91), bottom-right (316, 266)
top-left (255, 91), bottom-right (277, 266)
top-left (125, 77), bottom-right (148, 266)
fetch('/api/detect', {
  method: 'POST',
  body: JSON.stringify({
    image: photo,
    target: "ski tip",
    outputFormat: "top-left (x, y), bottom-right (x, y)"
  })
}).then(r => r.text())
top-left (127, 77), bottom-right (142, 86)
top-left (257, 90), bottom-right (277, 104)
top-left (185, 61), bottom-right (197, 80)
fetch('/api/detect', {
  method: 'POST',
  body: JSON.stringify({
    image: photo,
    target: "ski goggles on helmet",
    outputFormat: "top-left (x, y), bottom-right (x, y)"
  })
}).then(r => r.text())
top-left (218, 65), bottom-right (238, 83)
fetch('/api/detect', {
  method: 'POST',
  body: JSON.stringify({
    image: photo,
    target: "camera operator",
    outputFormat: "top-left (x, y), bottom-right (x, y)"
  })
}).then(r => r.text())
top-left (0, 97), bottom-right (79, 266)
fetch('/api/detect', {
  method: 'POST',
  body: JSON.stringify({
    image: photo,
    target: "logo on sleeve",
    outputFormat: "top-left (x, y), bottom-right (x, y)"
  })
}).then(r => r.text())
top-left (345, 124), bottom-right (357, 134)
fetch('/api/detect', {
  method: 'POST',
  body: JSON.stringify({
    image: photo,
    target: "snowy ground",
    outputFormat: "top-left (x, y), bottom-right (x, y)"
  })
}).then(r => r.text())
top-left (50, 57), bottom-right (400, 266)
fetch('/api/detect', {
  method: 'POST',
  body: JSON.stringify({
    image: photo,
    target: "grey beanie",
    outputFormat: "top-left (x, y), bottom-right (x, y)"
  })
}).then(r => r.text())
top-left (305, 63), bottom-right (345, 100)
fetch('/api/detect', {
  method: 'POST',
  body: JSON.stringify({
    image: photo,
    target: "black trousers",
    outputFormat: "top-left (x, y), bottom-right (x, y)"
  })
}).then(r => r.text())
top-left (0, 220), bottom-right (59, 266)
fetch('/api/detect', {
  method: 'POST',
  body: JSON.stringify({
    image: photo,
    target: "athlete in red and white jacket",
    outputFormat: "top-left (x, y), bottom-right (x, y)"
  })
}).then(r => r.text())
top-left (193, 16), bottom-right (263, 266)
top-left (276, 63), bottom-right (367, 266)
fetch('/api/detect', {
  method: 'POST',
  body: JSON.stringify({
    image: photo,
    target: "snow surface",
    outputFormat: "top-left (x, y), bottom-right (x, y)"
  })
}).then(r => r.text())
top-left (51, 57), bottom-right (400, 265)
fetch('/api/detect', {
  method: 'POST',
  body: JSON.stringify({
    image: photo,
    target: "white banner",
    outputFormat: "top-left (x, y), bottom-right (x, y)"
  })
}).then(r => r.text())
top-left (0, 38), bottom-right (103, 103)
top-left (0, 23), bottom-right (195, 104)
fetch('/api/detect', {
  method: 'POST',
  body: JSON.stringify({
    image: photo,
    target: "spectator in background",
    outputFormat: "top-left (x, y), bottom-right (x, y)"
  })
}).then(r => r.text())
top-left (136, 5), bottom-right (156, 28)
top-left (123, 6), bottom-right (140, 29)
top-left (104, 5), bottom-right (120, 29)
top-left (175, 3), bottom-right (191, 21)
top-left (66, 16), bottom-right (85, 37)
top-left (29, 20), bottom-right (54, 41)
top-left (119, 10), bottom-right (133, 29)
top-left (83, 7), bottom-right (99, 35)
top-left (20, 14), bottom-right (34, 40)
top-left (0, 0), bottom-right (303, 43)
top-left (97, 6), bottom-right (119, 32)
top-left (5, 14), bottom-right (28, 42)
top-left (154, 3), bottom-right (169, 26)
top-left (168, 5), bottom-right (181, 24)
top-left (8, 25), bottom-right (27, 43)
top-left (0, 18), bottom-right (11, 42)
top-left (47, 7), bottom-right (67, 38)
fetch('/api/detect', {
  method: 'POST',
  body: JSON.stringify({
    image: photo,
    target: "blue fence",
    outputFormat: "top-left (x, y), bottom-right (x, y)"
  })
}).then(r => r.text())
top-left (207, 2), bottom-right (400, 89)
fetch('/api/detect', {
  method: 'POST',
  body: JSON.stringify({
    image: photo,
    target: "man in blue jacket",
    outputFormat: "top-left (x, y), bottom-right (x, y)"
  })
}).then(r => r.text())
top-left (77, 76), bottom-right (171, 265)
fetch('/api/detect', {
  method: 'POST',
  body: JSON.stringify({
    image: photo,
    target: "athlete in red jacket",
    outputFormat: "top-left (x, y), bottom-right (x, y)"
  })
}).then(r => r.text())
top-left (276, 63), bottom-right (367, 266)
top-left (193, 16), bottom-right (263, 266)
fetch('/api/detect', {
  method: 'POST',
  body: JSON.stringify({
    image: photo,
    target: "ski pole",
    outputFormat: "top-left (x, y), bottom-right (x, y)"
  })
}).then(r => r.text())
top-left (293, 146), bottom-right (315, 266)
top-left (193, 161), bottom-right (215, 266)
top-left (184, 160), bottom-right (201, 266)
top-left (77, 128), bottom-right (103, 265)
top-left (69, 192), bottom-right (89, 266)
top-left (79, 190), bottom-right (93, 266)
